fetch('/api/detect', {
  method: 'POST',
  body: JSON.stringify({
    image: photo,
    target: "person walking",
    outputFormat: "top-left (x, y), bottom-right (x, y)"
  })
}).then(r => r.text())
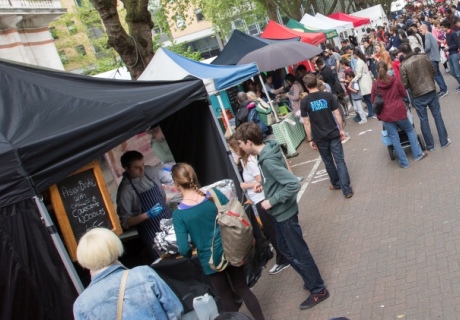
top-left (372, 62), bottom-right (428, 168)
top-left (171, 163), bottom-right (265, 320)
top-left (400, 43), bottom-right (451, 151)
top-left (420, 24), bottom-right (448, 97)
top-left (227, 135), bottom-right (290, 275)
top-left (235, 123), bottom-right (329, 310)
top-left (301, 74), bottom-right (353, 198)
top-left (352, 48), bottom-right (376, 119)
top-left (440, 19), bottom-right (460, 90)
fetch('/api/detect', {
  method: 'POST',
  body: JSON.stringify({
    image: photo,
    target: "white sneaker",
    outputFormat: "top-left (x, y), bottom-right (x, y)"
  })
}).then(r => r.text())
top-left (269, 263), bottom-right (290, 275)
top-left (358, 120), bottom-right (367, 124)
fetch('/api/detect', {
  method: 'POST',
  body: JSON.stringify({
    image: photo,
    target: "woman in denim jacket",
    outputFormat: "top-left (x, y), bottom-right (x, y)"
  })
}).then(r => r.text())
top-left (73, 228), bottom-right (183, 320)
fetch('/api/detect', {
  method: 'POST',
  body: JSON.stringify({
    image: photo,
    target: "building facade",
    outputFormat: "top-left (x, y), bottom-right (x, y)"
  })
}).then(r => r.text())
top-left (0, 0), bottom-right (66, 69)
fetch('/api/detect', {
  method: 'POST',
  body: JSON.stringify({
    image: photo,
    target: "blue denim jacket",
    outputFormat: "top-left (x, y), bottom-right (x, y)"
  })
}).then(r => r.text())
top-left (73, 264), bottom-right (183, 320)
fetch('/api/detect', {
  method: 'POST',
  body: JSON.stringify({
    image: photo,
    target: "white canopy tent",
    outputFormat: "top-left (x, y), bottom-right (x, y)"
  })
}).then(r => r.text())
top-left (300, 13), bottom-right (342, 34)
top-left (351, 5), bottom-right (389, 28)
top-left (314, 13), bottom-right (354, 33)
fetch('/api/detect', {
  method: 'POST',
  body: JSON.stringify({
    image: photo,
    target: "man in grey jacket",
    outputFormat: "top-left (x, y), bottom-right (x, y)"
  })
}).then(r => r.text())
top-left (420, 24), bottom-right (448, 97)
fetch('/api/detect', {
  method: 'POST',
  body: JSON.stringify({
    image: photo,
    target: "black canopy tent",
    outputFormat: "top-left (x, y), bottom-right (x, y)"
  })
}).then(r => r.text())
top-left (0, 60), bottom-right (240, 319)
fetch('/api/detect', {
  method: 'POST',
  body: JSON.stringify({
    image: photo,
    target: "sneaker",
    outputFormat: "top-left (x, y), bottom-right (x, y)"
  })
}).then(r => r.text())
top-left (269, 263), bottom-right (290, 275)
top-left (414, 151), bottom-right (428, 161)
top-left (341, 136), bottom-right (351, 144)
top-left (345, 191), bottom-right (354, 198)
top-left (427, 147), bottom-right (435, 151)
top-left (438, 91), bottom-right (448, 98)
top-left (442, 138), bottom-right (452, 148)
top-left (456, 87), bottom-right (460, 92)
top-left (297, 176), bottom-right (304, 182)
top-left (299, 289), bottom-right (330, 310)
top-left (358, 120), bottom-right (367, 124)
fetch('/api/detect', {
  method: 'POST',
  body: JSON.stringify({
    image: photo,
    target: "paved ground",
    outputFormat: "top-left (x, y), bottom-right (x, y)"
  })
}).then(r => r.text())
top-left (241, 71), bottom-right (460, 320)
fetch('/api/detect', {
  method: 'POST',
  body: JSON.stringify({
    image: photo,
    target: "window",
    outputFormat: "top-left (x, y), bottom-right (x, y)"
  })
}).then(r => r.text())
top-left (49, 27), bottom-right (59, 40)
top-left (66, 21), bottom-right (77, 35)
top-left (87, 24), bottom-right (104, 39)
top-left (247, 23), bottom-right (259, 35)
top-left (75, 45), bottom-right (86, 56)
top-left (195, 9), bottom-right (204, 22)
top-left (176, 15), bottom-right (185, 29)
top-left (59, 50), bottom-right (68, 63)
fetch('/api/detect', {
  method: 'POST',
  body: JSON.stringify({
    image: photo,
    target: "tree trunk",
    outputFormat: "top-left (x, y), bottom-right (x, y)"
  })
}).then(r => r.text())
top-left (89, 0), bottom-right (154, 79)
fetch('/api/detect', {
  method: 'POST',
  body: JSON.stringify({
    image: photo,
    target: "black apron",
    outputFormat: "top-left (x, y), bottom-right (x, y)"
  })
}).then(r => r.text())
top-left (128, 174), bottom-right (172, 260)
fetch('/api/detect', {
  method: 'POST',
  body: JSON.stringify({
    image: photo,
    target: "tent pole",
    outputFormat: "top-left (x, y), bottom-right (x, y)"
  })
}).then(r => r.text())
top-left (215, 92), bottom-right (233, 134)
top-left (33, 196), bottom-right (84, 294)
top-left (258, 74), bottom-right (280, 122)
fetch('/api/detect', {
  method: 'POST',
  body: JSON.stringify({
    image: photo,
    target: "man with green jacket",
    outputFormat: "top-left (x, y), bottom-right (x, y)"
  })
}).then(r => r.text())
top-left (235, 122), bottom-right (329, 310)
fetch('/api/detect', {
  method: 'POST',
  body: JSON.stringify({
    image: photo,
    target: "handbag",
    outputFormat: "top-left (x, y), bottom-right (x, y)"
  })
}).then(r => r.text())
top-left (373, 85), bottom-right (384, 115)
top-left (116, 270), bottom-right (129, 320)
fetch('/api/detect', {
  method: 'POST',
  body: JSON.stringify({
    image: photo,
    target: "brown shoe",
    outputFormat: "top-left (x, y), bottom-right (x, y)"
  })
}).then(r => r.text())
top-left (329, 184), bottom-right (340, 190)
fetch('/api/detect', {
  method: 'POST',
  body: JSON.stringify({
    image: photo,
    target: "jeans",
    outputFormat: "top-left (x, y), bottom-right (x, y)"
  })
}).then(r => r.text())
top-left (412, 90), bottom-right (449, 149)
top-left (432, 61), bottom-right (448, 92)
top-left (274, 213), bottom-right (325, 294)
top-left (316, 137), bottom-right (353, 196)
top-left (369, 60), bottom-right (377, 78)
top-left (448, 52), bottom-right (460, 85)
top-left (382, 119), bottom-right (423, 168)
top-left (363, 94), bottom-right (374, 117)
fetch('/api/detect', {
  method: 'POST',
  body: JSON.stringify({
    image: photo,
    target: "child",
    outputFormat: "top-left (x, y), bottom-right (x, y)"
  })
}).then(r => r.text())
top-left (346, 71), bottom-right (367, 124)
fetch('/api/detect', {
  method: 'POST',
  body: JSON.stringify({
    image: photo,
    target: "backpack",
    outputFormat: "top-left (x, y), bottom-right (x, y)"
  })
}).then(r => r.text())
top-left (255, 99), bottom-right (275, 126)
top-left (208, 189), bottom-right (254, 271)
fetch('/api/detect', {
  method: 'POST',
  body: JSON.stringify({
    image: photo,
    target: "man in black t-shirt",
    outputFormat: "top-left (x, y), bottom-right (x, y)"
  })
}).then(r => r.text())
top-left (301, 74), bottom-right (353, 199)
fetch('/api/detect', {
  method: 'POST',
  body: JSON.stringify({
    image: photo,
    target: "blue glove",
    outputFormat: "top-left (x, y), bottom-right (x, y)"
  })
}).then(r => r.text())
top-left (146, 203), bottom-right (163, 218)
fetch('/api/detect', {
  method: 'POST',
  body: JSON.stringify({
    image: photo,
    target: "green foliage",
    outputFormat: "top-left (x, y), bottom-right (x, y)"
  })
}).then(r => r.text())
top-left (168, 42), bottom-right (202, 60)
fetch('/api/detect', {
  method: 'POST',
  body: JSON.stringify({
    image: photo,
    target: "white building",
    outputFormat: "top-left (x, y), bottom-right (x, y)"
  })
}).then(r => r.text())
top-left (0, 0), bottom-right (66, 69)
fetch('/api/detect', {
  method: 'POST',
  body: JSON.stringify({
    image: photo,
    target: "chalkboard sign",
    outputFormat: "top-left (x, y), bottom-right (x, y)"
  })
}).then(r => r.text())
top-left (50, 161), bottom-right (122, 261)
top-left (226, 86), bottom-right (240, 115)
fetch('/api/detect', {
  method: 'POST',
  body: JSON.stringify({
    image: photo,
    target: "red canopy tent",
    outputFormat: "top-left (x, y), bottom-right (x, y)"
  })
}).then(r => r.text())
top-left (261, 20), bottom-right (325, 45)
top-left (328, 12), bottom-right (370, 27)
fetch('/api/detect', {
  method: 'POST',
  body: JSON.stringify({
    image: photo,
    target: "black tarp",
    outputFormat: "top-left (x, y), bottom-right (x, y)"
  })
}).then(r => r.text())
top-left (0, 59), bottom-right (241, 320)
top-left (211, 29), bottom-right (300, 65)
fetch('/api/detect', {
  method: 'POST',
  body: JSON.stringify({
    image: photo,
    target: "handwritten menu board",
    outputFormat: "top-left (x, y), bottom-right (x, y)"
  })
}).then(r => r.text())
top-left (226, 86), bottom-right (240, 115)
top-left (50, 161), bottom-right (122, 261)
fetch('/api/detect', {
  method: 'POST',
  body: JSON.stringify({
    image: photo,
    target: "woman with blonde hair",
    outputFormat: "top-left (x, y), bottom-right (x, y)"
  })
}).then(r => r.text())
top-left (73, 228), bottom-right (183, 320)
top-left (371, 61), bottom-right (427, 169)
top-left (373, 42), bottom-right (394, 76)
top-left (171, 163), bottom-right (265, 320)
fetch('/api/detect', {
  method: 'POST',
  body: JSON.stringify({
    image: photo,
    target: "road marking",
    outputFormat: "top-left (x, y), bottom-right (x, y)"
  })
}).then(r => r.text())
top-left (312, 169), bottom-right (329, 184)
top-left (297, 156), bottom-right (322, 202)
top-left (290, 158), bottom-right (321, 168)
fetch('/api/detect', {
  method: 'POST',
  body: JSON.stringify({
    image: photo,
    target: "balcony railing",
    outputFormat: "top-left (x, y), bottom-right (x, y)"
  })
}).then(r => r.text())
top-left (0, 0), bottom-right (62, 9)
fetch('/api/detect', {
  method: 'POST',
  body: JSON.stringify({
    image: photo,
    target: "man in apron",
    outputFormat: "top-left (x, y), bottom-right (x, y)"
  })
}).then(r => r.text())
top-left (116, 151), bottom-right (173, 260)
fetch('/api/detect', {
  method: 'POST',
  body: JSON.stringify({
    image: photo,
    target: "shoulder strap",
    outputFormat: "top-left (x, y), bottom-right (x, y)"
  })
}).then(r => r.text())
top-left (207, 189), bottom-right (228, 271)
top-left (117, 270), bottom-right (129, 320)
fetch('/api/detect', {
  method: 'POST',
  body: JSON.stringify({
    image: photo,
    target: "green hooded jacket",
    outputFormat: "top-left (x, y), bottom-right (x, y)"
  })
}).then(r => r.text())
top-left (258, 140), bottom-right (301, 222)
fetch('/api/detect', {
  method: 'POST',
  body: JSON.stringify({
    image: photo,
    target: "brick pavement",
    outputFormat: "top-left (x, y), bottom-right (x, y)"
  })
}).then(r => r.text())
top-left (241, 72), bottom-right (460, 320)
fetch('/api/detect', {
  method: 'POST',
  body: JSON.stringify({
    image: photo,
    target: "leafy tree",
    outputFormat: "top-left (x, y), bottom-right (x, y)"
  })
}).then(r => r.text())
top-left (89, 0), bottom-right (154, 79)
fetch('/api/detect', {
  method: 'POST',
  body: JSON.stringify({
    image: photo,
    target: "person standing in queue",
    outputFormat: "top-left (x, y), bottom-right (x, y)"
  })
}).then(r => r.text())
top-left (116, 150), bottom-right (173, 260)
top-left (171, 163), bottom-right (265, 320)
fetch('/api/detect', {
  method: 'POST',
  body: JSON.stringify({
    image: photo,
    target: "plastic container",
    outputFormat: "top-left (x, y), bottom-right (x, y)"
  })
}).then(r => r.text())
top-left (193, 293), bottom-right (219, 320)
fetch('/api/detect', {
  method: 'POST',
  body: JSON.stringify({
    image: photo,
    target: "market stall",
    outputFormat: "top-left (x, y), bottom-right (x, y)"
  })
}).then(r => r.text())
top-left (211, 29), bottom-right (300, 66)
top-left (260, 20), bottom-right (326, 45)
top-left (0, 59), bottom-right (240, 319)
top-left (328, 12), bottom-right (371, 27)
top-left (139, 47), bottom-right (260, 133)
top-left (285, 18), bottom-right (338, 40)
top-left (314, 13), bottom-right (355, 33)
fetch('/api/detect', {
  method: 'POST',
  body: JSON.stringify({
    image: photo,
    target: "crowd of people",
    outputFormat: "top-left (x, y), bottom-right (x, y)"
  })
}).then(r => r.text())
top-left (69, 3), bottom-right (460, 319)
